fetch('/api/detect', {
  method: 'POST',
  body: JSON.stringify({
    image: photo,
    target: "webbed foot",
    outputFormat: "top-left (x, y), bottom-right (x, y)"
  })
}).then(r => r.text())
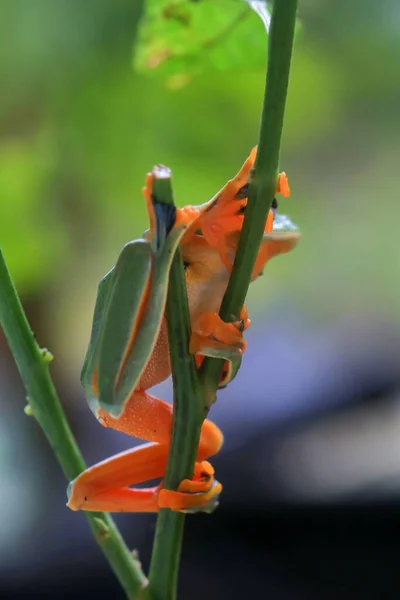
top-left (190, 307), bottom-right (250, 357)
top-left (158, 461), bottom-right (222, 513)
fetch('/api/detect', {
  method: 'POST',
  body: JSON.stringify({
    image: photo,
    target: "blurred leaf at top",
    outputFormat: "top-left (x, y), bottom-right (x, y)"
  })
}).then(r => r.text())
top-left (134, 0), bottom-right (269, 84)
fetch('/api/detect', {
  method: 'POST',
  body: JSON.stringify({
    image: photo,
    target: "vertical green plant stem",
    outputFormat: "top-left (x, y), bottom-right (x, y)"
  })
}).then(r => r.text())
top-left (200, 0), bottom-right (298, 404)
top-left (0, 249), bottom-right (146, 600)
top-left (145, 169), bottom-right (205, 600)
top-left (145, 0), bottom-right (298, 595)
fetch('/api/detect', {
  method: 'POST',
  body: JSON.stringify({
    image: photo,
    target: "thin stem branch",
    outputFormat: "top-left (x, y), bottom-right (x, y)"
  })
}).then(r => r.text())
top-left (0, 249), bottom-right (146, 600)
top-left (200, 0), bottom-right (298, 405)
top-left (145, 169), bottom-right (204, 600)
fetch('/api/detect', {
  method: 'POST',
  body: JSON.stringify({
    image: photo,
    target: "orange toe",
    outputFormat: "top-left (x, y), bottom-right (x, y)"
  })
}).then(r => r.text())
top-left (190, 312), bottom-right (247, 357)
top-left (193, 460), bottom-right (214, 479)
top-left (277, 172), bottom-right (290, 197)
top-left (264, 209), bottom-right (274, 234)
top-left (178, 478), bottom-right (213, 494)
top-left (142, 173), bottom-right (156, 234)
top-left (239, 306), bottom-right (250, 332)
top-left (176, 205), bottom-right (201, 228)
top-left (178, 461), bottom-right (215, 493)
top-left (197, 312), bottom-right (245, 346)
top-left (158, 480), bottom-right (222, 513)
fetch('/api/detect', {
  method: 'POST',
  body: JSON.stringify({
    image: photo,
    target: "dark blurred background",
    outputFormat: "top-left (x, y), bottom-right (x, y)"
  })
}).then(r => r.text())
top-left (1, 1), bottom-right (400, 598)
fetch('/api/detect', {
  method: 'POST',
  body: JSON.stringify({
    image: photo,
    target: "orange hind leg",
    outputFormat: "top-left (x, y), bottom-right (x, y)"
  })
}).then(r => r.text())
top-left (67, 391), bottom-right (223, 513)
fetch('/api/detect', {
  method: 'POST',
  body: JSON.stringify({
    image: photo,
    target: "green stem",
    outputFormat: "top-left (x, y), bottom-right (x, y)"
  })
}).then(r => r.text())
top-left (145, 169), bottom-right (204, 600)
top-left (0, 248), bottom-right (146, 600)
top-left (200, 0), bottom-right (298, 404)
top-left (145, 0), bottom-right (298, 595)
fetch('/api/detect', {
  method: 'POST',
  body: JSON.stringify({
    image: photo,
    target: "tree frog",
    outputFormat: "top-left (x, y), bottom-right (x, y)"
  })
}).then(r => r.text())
top-left (67, 148), bottom-right (299, 514)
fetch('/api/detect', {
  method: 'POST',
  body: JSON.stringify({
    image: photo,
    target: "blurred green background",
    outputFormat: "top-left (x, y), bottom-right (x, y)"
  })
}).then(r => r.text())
top-left (1, 1), bottom-right (400, 598)
top-left (2, 0), bottom-right (399, 361)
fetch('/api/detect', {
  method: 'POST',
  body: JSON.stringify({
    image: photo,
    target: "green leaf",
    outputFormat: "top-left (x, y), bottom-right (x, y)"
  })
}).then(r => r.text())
top-left (134, 0), bottom-right (269, 84)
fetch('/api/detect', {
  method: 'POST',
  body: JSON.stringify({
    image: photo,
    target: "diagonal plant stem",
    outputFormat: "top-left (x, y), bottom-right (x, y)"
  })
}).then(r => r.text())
top-left (0, 249), bottom-right (146, 600)
top-left (145, 168), bottom-right (205, 600)
top-left (200, 0), bottom-right (298, 405)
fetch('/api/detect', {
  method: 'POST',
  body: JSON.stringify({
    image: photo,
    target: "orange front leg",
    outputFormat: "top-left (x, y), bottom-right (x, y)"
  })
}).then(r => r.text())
top-left (187, 147), bottom-right (290, 254)
top-left (191, 307), bottom-right (249, 356)
top-left (67, 390), bottom-right (223, 513)
top-left (190, 308), bottom-right (249, 389)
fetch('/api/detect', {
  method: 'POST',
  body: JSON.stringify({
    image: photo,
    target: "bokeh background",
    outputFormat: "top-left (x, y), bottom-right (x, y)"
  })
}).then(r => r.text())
top-left (1, 0), bottom-right (400, 598)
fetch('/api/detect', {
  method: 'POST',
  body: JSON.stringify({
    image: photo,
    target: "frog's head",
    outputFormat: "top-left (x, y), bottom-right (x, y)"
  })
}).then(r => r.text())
top-left (219, 199), bottom-right (300, 280)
